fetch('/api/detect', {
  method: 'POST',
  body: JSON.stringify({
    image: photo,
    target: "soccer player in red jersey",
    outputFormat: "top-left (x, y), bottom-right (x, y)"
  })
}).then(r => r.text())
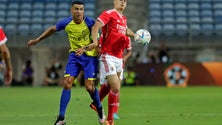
top-left (0, 26), bottom-right (12, 86)
top-left (85, 0), bottom-right (136, 124)
top-left (90, 36), bottom-right (132, 120)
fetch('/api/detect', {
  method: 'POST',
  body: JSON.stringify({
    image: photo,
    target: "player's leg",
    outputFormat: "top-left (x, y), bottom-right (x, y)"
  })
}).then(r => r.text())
top-left (84, 55), bottom-right (106, 124)
top-left (54, 52), bottom-right (80, 125)
top-left (106, 74), bottom-right (120, 124)
top-left (54, 76), bottom-right (75, 125)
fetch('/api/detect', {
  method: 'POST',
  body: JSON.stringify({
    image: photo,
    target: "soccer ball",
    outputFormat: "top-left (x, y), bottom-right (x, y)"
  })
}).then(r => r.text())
top-left (134, 29), bottom-right (151, 46)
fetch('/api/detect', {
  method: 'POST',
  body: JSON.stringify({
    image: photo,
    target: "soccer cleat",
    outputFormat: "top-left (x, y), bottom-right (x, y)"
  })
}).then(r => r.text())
top-left (54, 117), bottom-right (66, 125)
top-left (113, 113), bottom-right (120, 120)
top-left (106, 120), bottom-right (114, 125)
top-left (97, 106), bottom-right (106, 124)
top-left (90, 102), bottom-right (106, 124)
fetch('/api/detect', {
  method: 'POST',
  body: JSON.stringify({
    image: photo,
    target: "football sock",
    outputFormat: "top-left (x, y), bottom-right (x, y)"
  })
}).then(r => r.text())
top-left (59, 89), bottom-right (71, 118)
top-left (90, 87), bottom-right (102, 108)
top-left (113, 94), bottom-right (120, 113)
top-left (108, 90), bottom-right (119, 121)
top-left (99, 83), bottom-right (110, 101)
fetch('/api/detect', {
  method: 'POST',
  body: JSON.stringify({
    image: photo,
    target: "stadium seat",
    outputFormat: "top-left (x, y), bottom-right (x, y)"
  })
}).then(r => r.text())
top-left (200, 10), bottom-right (213, 17)
top-left (163, 17), bottom-right (174, 23)
top-left (190, 24), bottom-right (201, 36)
top-left (44, 17), bottom-right (56, 24)
top-left (7, 10), bottom-right (19, 17)
top-left (85, 3), bottom-right (96, 10)
top-left (187, 3), bottom-right (199, 10)
top-left (0, 3), bottom-right (6, 10)
top-left (58, 3), bottom-right (70, 10)
top-left (213, 3), bottom-right (222, 10)
top-left (200, 3), bottom-right (212, 10)
top-left (45, 3), bottom-right (57, 10)
top-left (175, 0), bottom-right (186, 3)
top-left (188, 10), bottom-right (200, 17)
top-left (57, 10), bottom-right (70, 18)
top-left (214, 10), bottom-right (222, 17)
top-left (188, 17), bottom-right (200, 24)
top-left (201, 17), bottom-right (213, 23)
top-left (30, 24), bottom-right (43, 34)
top-left (85, 10), bottom-right (95, 19)
top-left (215, 24), bottom-right (222, 36)
top-left (31, 17), bottom-right (44, 24)
top-left (149, 3), bottom-right (161, 10)
top-left (149, 10), bottom-right (161, 17)
top-left (0, 10), bottom-right (5, 17)
top-left (175, 3), bottom-right (186, 10)
top-left (19, 17), bottom-right (31, 23)
top-left (149, 17), bottom-right (162, 24)
top-left (44, 10), bottom-right (56, 17)
top-left (149, 24), bottom-right (162, 36)
top-left (175, 24), bottom-right (188, 36)
top-left (175, 17), bottom-right (187, 24)
top-left (162, 24), bottom-right (174, 36)
top-left (33, 2), bottom-right (45, 10)
top-left (7, 2), bottom-right (19, 10)
top-left (6, 17), bottom-right (18, 24)
top-left (175, 10), bottom-right (187, 17)
top-left (32, 10), bottom-right (44, 17)
top-left (201, 23), bottom-right (214, 36)
top-left (20, 3), bottom-right (32, 11)
top-left (20, 10), bottom-right (31, 17)
top-left (162, 10), bottom-right (174, 17)
top-left (18, 24), bottom-right (30, 35)
top-left (4, 24), bottom-right (17, 35)
top-left (162, 3), bottom-right (173, 10)
top-left (0, 17), bottom-right (5, 25)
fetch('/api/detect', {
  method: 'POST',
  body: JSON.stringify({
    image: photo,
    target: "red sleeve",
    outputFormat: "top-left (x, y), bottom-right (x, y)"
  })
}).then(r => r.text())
top-left (0, 27), bottom-right (7, 45)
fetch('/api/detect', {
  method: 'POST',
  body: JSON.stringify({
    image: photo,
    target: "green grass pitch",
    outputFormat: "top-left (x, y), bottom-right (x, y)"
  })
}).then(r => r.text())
top-left (0, 86), bottom-right (221, 125)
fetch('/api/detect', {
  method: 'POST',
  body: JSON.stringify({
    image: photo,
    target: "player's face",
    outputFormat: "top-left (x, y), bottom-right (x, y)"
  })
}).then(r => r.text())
top-left (71, 4), bottom-right (84, 22)
top-left (114, 0), bottom-right (127, 11)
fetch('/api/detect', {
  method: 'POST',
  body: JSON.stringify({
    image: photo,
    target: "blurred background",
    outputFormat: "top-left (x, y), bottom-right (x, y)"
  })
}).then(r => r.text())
top-left (0, 0), bottom-right (222, 86)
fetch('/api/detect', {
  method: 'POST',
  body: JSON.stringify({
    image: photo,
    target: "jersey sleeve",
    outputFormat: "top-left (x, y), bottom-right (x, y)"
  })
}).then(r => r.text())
top-left (56, 16), bottom-right (72, 31)
top-left (0, 27), bottom-right (7, 45)
top-left (97, 10), bottom-right (112, 26)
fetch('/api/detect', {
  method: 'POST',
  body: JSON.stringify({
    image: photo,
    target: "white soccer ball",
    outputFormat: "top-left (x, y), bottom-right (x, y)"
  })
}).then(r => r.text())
top-left (134, 29), bottom-right (151, 46)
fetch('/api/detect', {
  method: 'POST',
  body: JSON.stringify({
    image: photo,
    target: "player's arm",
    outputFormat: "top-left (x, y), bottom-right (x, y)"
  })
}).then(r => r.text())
top-left (27, 25), bottom-right (57, 47)
top-left (83, 20), bottom-right (103, 51)
top-left (0, 44), bottom-right (12, 85)
top-left (126, 28), bottom-right (135, 37)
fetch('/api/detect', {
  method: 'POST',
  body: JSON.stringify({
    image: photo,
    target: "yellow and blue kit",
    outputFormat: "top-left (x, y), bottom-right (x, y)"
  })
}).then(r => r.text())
top-left (56, 16), bottom-right (97, 79)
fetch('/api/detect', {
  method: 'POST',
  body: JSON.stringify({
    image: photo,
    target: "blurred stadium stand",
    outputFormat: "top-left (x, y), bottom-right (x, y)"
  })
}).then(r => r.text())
top-left (0, 0), bottom-right (96, 41)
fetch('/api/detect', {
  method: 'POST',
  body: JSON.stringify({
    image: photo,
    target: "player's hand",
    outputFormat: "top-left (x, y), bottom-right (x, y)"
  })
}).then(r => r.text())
top-left (27, 39), bottom-right (39, 47)
top-left (75, 48), bottom-right (85, 56)
top-left (134, 34), bottom-right (142, 42)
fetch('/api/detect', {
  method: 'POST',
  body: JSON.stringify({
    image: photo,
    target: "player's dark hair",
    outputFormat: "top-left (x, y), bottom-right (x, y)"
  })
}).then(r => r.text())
top-left (72, 0), bottom-right (84, 6)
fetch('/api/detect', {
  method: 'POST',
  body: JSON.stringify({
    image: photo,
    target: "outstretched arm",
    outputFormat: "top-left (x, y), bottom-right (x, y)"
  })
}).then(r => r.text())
top-left (126, 28), bottom-right (135, 37)
top-left (26, 25), bottom-right (57, 47)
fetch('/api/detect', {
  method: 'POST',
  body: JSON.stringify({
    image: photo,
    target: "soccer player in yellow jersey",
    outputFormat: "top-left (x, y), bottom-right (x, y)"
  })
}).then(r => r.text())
top-left (26, 1), bottom-right (106, 125)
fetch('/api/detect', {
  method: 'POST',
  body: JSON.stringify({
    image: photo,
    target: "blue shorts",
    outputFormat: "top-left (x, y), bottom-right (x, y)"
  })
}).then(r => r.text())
top-left (64, 52), bottom-right (98, 80)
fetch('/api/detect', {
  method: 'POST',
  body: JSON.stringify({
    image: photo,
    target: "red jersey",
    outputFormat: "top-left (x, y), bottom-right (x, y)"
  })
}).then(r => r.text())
top-left (98, 9), bottom-right (128, 58)
top-left (0, 26), bottom-right (7, 46)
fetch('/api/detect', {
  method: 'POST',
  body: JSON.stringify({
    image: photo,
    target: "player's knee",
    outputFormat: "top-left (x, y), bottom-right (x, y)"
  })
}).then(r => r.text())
top-left (110, 87), bottom-right (120, 93)
top-left (85, 84), bottom-right (94, 93)
top-left (63, 77), bottom-right (73, 89)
